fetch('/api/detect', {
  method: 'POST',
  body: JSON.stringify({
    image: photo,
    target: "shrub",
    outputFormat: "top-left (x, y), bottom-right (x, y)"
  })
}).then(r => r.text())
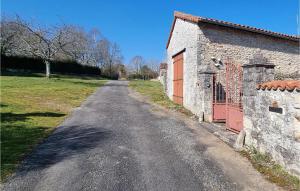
top-left (1, 55), bottom-right (101, 76)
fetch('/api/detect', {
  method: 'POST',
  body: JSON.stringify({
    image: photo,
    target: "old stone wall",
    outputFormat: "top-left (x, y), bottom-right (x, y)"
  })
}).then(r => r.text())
top-left (167, 18), bottom-right (299, 122)
top-left (167, 19), bottom-right (203, 115)
top-left (159, 68), bottom-right (167, 92)
top-left (198, 23), bottom-right (300, 79)
top-left (244, 87), bottom-right (300, 177)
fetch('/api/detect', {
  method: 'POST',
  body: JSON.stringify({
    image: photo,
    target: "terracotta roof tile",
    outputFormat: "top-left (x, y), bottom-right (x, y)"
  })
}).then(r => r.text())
top-left (166, 11), bottom-right (299, 48)
top-left (257, 80), bottom-right (300, 91)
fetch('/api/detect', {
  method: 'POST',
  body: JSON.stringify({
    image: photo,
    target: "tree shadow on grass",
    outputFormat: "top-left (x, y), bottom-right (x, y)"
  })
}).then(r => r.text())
top-left (69, 81), bottom-right (104, 87)
top-left (1, 112), bottom-right (66, 123)
top-left (1, 71), bottom-right (45, 78)
top-left (0, 103), bottom-right (8, 108)
top-left (103, 83), bottom-right (128, 87)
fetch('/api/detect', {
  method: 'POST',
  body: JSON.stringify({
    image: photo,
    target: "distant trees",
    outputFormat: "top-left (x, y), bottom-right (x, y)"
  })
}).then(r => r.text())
top-left (130, 56), bottom-right (144, 74)
top-left (0, 15), bottom-right (123, 78)
top-left (127, 56), bottom-right (159, 80)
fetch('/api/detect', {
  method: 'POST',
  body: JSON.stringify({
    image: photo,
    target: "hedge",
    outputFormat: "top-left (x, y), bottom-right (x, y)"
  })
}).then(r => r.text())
top-left (1, 55), bottom-right (101, 75)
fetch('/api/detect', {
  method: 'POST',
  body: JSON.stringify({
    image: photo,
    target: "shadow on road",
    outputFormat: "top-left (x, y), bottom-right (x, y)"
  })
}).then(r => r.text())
top-left (16, 125), bottom-right (113, 173)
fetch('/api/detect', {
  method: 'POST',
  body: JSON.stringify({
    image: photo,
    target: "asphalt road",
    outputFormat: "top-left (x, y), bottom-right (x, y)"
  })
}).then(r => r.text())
top-left (3, 81), bottom-right (281, 191)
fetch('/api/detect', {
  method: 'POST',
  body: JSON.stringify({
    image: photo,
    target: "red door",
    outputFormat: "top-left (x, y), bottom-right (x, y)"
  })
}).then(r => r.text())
top-left (173, 53), bottom-right (183, 105)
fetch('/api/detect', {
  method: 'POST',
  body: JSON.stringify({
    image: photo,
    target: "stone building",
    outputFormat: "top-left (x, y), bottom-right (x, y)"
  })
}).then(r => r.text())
top-left (166, 11), bottom-right (299, 123)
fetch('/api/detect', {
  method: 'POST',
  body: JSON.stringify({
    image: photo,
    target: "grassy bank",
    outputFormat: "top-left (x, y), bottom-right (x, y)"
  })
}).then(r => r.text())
top-left (1, 74), bottom-right (107, 180)
top-left (241, 148), bottom-right (300, 191)
top-left (129, 80), bottom-right (192, 116)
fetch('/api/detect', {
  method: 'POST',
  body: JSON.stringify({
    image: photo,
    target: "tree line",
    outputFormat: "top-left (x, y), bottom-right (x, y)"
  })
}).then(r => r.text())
top-left (1, 15), bottom-right (160, 79)
top-left (1, 15), bottom-right (123, 78)
top-left (127, 56), bottom-right (159, 80)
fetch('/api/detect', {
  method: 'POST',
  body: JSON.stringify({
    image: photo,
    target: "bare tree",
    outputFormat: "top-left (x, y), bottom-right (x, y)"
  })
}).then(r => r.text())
top-left (1, 19), bottom-right (18, 55)
top-left (95, 39), bottom-right (123, 77)
top-left (1, 15), bottom-right (124, 79)
top-left (1, 17), bottom-right (32, 56)
top-left (108, 42), bottom-right (123, 77)
top-left (11, 18), bottom-right (68, 77)
top-left (130, 56), bottom-right (144, 74)
top-left (147, 59), bottom-right (160, 75)
top-left (96, 38), bottom-right (110, 68)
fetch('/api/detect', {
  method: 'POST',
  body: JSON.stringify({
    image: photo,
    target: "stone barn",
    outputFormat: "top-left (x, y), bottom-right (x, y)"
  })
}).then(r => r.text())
top-left (166, 11), bottom-right (300, 132)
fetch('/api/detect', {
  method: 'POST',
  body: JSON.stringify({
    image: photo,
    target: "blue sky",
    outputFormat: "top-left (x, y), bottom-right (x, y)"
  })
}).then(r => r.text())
top-left (1, 0), bottom-right (299, 64)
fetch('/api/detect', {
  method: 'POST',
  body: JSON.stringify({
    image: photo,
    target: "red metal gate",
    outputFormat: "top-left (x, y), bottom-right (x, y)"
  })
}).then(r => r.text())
top-left (212, 71), bottom-right (226, 122)
top-left (226, 62), bottom-right (243, 132)
top-left (212, 62), bottom-right (243, 132)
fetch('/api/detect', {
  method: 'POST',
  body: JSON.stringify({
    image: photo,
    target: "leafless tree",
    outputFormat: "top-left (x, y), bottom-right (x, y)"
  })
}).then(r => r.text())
top-left (9, 18), bottom-right (73, 77)
top-left (94, 39), bottom-right (123, 77)
top-left (130, 56), bottom-right (144, 74)
top-left (1, 17), bottom-right (32, 56)
top-left (1, 15), bottom-right (124, 78)
top-left (55, 25), bottom-right (89, 64)
top-left (147, 59), bottom-right (160, 74)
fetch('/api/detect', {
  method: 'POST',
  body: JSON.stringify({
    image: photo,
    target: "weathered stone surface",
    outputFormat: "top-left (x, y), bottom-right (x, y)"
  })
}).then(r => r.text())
top-left (167, 19), bottom-right (201, 116)
top-left (166, 18), bottom-right (298, 122)
top-left (198, 23), bottom-right (299, 79)
top-left (244, 88), bottom-right (300, 177)
top-left (159, 68), bottom-right (168, 92)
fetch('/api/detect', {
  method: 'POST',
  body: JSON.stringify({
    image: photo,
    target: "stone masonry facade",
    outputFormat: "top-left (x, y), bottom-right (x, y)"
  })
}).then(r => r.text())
top-left (166, 12), bottom-right (299, 122)
top-left (166, 10), bottom-right (300, 178)
top-left (199, 23), bottom-right (299, 79)
top-left (167, 19), bottom-right (202, 116)
top-left (244, 84), bottom-right (300, 176)
top-left (251, 89), bottom-right (300, 176)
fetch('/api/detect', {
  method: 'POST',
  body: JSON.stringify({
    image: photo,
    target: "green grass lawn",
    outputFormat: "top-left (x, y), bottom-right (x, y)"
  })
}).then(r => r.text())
top-left (129, 80), bottom-right (192, 116)
top-left (1, 74), bottom-right (107, 181)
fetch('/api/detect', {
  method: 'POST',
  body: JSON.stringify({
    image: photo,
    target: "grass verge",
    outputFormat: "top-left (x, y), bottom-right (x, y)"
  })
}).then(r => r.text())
top-left (241, 147), bottom-right (300, 191)
top-left (129, 80), bottom-right (193, 116)
top-left (1, 73), bottom-right (107, 181)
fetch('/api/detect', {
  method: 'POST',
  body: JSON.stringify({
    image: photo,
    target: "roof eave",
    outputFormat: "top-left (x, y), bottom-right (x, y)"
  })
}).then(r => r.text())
top-left (166, 11), bottom-right (299, 49)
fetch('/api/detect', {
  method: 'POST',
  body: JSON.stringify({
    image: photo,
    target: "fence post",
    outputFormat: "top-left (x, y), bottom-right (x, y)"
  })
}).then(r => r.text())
top-left (242, 53), bottom-right (275, 146)
top-left (198, 65), bottom-right (215, 122)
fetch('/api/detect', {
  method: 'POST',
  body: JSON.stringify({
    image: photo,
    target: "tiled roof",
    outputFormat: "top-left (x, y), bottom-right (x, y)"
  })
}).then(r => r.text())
top-left (166, 11), bottom-right (299, 48)
top-left (257, 80), bottom-right (300, 91)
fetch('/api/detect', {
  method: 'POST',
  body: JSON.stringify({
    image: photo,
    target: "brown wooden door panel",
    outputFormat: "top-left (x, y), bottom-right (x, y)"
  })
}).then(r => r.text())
top-left (178, 80), bottom-right (183, 97)
top-left (177, 59), bottom-right (183, 80)
top-left (174, 62), bottom-right (178, 81)
top-left (173, 52), bottom-right (184, 105)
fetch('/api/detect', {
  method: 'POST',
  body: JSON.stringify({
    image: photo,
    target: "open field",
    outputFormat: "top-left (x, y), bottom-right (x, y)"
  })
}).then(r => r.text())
top-left (1, 74), bottom-right (107, 180)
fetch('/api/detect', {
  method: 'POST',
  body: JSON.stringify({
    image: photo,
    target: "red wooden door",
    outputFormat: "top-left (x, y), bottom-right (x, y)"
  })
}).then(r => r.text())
top-left (173, 53), bottom-right (183, 105)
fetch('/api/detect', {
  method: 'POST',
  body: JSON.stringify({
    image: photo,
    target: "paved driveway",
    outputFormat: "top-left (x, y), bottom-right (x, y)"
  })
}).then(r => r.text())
top-left (3, 81), bottom-right (281, 191)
